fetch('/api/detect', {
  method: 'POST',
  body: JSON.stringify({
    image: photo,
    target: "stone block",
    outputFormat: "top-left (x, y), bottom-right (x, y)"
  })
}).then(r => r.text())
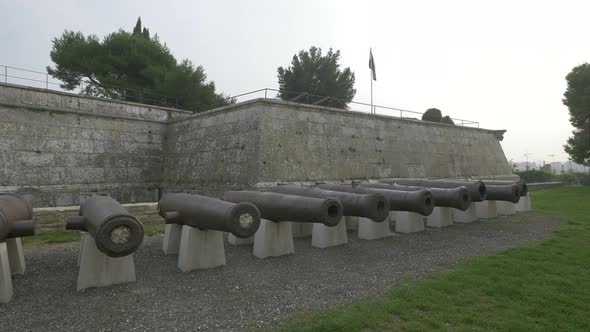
top-left (162, 224), bottom-right (182, 255)
top-left (253, 219), bottom-right (294, 259)
top-left (426, 207), bottom-right (453, 228)
top-left (345, 216), bottom-right (359, 232)
top-left (358, 217), bottom-right (393, 240)
top-left (77, 235), bottom-right (136, 291)
top-left (312, 221), bottom-right (347, 248)
top-left (516, 193), bottom-right (532, 212)
top-left (496, 201), bottom-right (516, 215)
top-left (394, 211), bottom-right (425, 233)
top-left (453, 205), bottom-right (478, 223)
top-left (177, 226), bottom-right (225, 272)
top-left (5, 238), bottom-right (25, 275)
top-left (0, 242), bottom-right (14, 303)
top-left (475, 201), bottom-right (497, 219)
top-left (291, 222), bottom-right (313, 238)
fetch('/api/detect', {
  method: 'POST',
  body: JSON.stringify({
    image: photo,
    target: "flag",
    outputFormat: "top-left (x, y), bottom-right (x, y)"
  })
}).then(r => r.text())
top-left (369, 49), bottom-right (376, 81)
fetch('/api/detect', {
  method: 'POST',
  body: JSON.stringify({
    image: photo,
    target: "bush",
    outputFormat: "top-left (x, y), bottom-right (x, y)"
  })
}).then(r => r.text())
top-left (515, 170), bottom-right (553, 183)
top-left (441, 115), bottom-right (455, 125)
top-left (422, 108), bottom-right (442, 122)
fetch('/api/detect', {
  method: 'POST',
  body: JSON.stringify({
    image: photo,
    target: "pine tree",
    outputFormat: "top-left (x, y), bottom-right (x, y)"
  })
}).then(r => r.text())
top-left (133, 17), bottom-right (142, 35)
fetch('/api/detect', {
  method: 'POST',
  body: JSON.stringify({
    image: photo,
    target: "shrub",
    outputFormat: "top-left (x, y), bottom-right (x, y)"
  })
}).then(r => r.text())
top-left (422, 108), bottom-right (442, 122)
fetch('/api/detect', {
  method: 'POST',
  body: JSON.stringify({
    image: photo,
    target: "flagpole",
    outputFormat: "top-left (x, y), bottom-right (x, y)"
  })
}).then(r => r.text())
top-left (370, 70), bottom-right (373, 114)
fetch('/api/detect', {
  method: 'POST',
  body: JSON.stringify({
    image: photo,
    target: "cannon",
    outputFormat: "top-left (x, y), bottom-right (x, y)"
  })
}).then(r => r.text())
top-left (0, 193), bottom-right (36, 242)
top-left (269, 185), bottom-right (390, 222)
top-left (66, 194), bottom-right (144, 257)
top-left (223, 191), bottom-right (343, 227)
top-left (483, 180), bottom-right (528, 196)
top-left (358, 183), bottom-right (471, 211)
top-left (158, 193), bottom-right (261, 239)
top-left (383, 178), bottom-right (487, 202)
top-left (484, 184), bottom-right (521, 203)
top-left (318, 184), bottom-right (435, 216)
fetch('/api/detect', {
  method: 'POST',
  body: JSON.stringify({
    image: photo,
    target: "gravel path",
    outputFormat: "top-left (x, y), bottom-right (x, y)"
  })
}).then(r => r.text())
top-left (1, 211), bottom-right (559, 331)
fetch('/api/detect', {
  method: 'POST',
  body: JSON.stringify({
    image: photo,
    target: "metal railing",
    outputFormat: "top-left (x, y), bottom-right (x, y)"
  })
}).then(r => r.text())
top-left (0, 64), bottom-right (179, 108)
top-left (224, 88), bottom-right (480, 128)
top-left (0, 64), bottom-right (479, 127)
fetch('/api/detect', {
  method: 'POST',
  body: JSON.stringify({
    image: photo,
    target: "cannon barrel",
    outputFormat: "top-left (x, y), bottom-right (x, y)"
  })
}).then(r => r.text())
top-left (359, 183), bottom-right (472, 211)
top-left (65, 194), bottom-right (144, 257)
top-left (383, 178), bottom-right (487, 202)
top-left (483, 180), bottom-right (528, 196)
top-left (318, 184), bottom-right (435, 216)
top-left (0, 193), bottom-right (36, 242)
top-left (269, 185), bottom-right (390, 222)
top-left (484, 184), bottom-right (521, 203)
top-left (223, 191), bottom-right (343, 227)
top-left (158, 193), bottom-right (261, 239)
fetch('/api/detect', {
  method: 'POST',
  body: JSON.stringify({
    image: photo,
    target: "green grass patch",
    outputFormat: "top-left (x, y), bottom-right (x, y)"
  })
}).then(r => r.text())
top-left (274, 186), bottom-right (590, 331)
top-left (23, 222), bottom-right (165, 247)
top-left (143, 222), bottom-right (165, 237)
top-left (22, 231), bottom-right (81, 246)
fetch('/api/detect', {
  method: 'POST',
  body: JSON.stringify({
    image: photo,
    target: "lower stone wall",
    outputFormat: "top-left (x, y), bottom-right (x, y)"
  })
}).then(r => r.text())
top-left (33, 202), bottom-right (163, 234)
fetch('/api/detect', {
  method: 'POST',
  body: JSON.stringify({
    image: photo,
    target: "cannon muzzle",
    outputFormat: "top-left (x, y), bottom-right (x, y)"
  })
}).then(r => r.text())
top-left (269, 185), bottom-right (389, 222)
top-left (223, 191), bottom-right (343, 227)
top-left (66, 194), bottom-right (144, 257)
top-left (318, 184), bottom-right (435, 216)
top-left (0, 193), bottom-right (36, 242)
top-left (384, 178), bottom-right (487, 202)
top-left (484, 184), bottom-right (520, 203)
top-left (483, 180), bottom-right (528, 196)
top-left (158, 193), bottom-right (261, 238)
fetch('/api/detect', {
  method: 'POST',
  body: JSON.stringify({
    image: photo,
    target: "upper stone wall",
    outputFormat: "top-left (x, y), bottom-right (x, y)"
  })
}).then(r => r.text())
top-left (257, 100), bottom-right (512, 182)
top-left (0, 83), bottom-right (189, 207)
top-left (0, 84), bottom-right (513, 206)
top-left (162, 100), bottom-right (264, 197)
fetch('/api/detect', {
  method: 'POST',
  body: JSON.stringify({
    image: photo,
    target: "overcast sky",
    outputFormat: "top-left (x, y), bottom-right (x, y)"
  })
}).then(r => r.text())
top-left (2, 0), bottom-right (589, 165)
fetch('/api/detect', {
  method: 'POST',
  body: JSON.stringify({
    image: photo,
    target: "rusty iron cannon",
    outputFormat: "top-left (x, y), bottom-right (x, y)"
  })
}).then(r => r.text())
top-left (223, 191), bottom-right (343, 226)
top-left (269, 185), bottom-right (390, 222)
top-left (483, 180), bottom-right (528, 197)
top-left (66, 194), bottom-right (144, 257)
top-left (358, 183), bottom-right (472, 211)
top-left (318, 184), bottom-right (435, 216)
top-left (158, 193), bottom-right (261, 239)
top-left (383, 178), bottom-right (487, 202)
top-left (0, 193), bottom-right (36, 242)
top-left (483, 184), bottom-right (521, 203)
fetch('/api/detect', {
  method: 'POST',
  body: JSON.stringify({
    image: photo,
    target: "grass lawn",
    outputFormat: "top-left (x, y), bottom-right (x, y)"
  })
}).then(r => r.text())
top-left (274, 186), bottom-right (590, 331)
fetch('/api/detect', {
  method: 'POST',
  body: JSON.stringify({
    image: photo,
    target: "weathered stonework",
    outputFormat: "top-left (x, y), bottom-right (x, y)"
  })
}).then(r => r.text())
top-left (0, 83), bottom-right (190, 207)
top-left (1, 83), bottom-right (512, 207)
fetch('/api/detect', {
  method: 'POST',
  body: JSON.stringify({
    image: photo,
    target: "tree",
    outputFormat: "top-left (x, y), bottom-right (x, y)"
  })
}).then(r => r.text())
top-left (47, 17), bottom-right (230, 112)
top-left (563, 63), bottom-right (590, 166)
top-left (277, 47), bottom-right (356, 109)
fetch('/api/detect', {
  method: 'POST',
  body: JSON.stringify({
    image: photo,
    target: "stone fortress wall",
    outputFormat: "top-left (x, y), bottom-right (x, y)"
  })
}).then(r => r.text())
top-left (1, 83), bottom-right (513, 209)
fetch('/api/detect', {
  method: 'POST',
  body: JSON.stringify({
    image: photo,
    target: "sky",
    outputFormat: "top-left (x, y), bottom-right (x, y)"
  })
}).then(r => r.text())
top-left (1, 0), bottom-right (589, 165)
